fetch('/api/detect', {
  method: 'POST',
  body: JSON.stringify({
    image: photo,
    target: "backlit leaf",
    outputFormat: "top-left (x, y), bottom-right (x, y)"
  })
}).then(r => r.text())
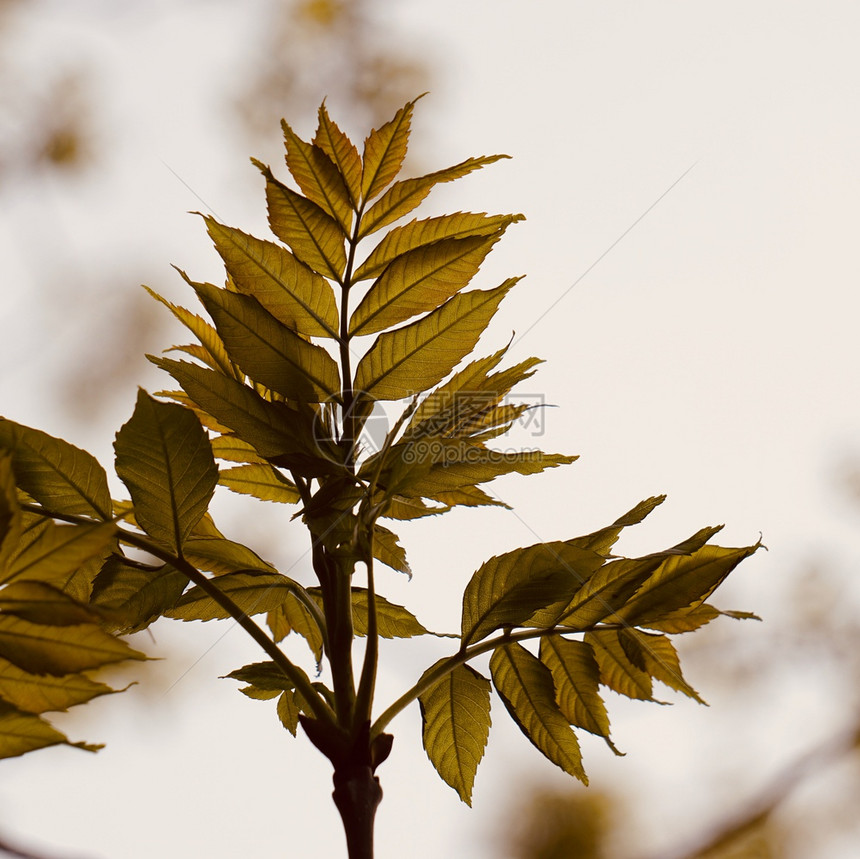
top-left (0, 419), bottom-right (111, 519)
top-left (266, 592), bottom-right (324, 663)
top-left (568, 495), bottom-right (666, 557)
top-left (202, 219), bottom-right (339, 338)
top-left (372, 524), bottom-right (410, 576)
top-left (353, 279), bottom-right (517, 401)
top-left (0, 702), bottom-right (102, 760)
top-left (218, 464), bottom-right (301, 504)
top-left (490, 643), bottom-right (587, 783)
top-left (539, 636), bottom-right (618, 752)
top-left (0, 615), bottom-right (145, 676)
top-left (617, 542), bottom-right (761, 627)
top-left (350, 234), bottom-right (504, 336)
top-left (358, 155), bottom-right (511, 239)
top-left (277, 690), bottom-right (300, 736)
top-left (642, 603), bottom-right (721, 634)
top-left (0, 581), bottom-right (98, 626)
top-left (0, 657), bottom-right (116, 714)
top-left (419, 662), bottom-right (491, 805)
top-left (585, 629), bottom-right (655, 702)
top-left (166, 571), bottom-right (293, 621)
top-left (256, 161), bottom-right (346, 281)
top-left (192, 281), bottom-right (340, 402)
top-left (182, 535), bottom-right (277, 576)
top-left (314, 103), bottom-right (362, 207)
top-left (210, 434), bottom-right (267, 465)
top-left (361, 98), bottom-right (416, 202)
top-left (618, 628), bottom-right (704, 702)
top-left (282, 121), bottom-right (352, 231)
top-left (354, 212), bottom-right (524, 282)
top-left (349, 589), bottom-right (427, 639)
top-left (114, 391), bottom-right (218, 553)
top-left (461, 542), bottom-right (598, 646)
top-left (90, 557), bottom-right (187, 633)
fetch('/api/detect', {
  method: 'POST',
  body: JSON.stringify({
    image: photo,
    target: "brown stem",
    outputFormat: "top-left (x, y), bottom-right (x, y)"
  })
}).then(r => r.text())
top-left (332, 765), bottom-right (383, 859)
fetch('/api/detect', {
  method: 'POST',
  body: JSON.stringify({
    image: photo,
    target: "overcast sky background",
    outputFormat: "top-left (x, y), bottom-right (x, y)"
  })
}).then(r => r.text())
top-left (2, 2), bottom-right (859, 857)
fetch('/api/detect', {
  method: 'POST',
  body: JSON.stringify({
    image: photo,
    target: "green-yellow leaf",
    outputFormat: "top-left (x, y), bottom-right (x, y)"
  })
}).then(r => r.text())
top-left (361, 98), bottom-right (417, 202)
top-left (256, 161), bottom-right (346, 281)
top-left (90, 557), bottom-right (187, 634)
top-left (0, 615), bottom-right (146, 676)
top-left (277, 689), bottom-right (300, 736)
top-left (568, 496), bottom-right (667, 557)
top-left (617, 542), bottom-right (761, 627)
top-left (219, 464), bottom-right (301, 504)
top-left (539, 636), bottom-right (619, 753)
top-left (490, 643), bottom-right (587, 783)
top-left (201, 219), bottom-right (339, 339)
top-left (354, 212), bottom-right (524, 282)
top-left (314, 102), bottom-right (362, 208)
top-left (282, 121), bottom-right (352, 231)
top-left (165, 571), bottom-right (293, 622)
top-left (266, 592), bottom-right (324, 663)
top-left (585, 629), bottom-right (655, 702)
top-left (192, 281), bottom-right (340, 402)
top-left (461, 542), bottom-right (600, 647)
top-left (349, 234), bottom-right (503, 336)
top-left (0, 656), bottom-right (116, 714)
top-left (419, 661), bottom-right (491, 805)
top-left (114, 390), bottom-right (218, 553)
top-left (180, 535), bottom-right (277, 576)
top-left (353, 279), bottom-right (517, 401)
top-left (0, 581), bottom-right (98, 626)
top-left (2, 518), bottom-right (117, 588)
top-left (618, 628), bottom-right (704, 703)
top-left (372, 524), bottom-right (410, 576)
top-left (0, 701), bottom-right (102, 760)
top-left (358, 155), bottom-right (511, 239)
top-left (210, 434), bottom-right (267, 465)
top-left (0, 419), bottom-right (111, 519)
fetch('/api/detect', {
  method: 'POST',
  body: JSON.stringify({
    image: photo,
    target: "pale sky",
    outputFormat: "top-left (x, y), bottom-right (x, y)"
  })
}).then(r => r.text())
top-left (1, 2), bottom-right (859, 857)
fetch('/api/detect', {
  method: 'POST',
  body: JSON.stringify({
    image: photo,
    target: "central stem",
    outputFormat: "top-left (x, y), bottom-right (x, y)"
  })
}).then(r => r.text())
top-left (332, 765), bottom-right (383, 859)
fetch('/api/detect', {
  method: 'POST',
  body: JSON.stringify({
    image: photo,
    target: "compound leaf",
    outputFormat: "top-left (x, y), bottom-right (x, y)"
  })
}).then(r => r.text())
top-left (166, 571), bottom-right (294, 622)
top-left (361, 98), bottom-right (416, 202)
top-left (314, 103), bottom-right (362, 207)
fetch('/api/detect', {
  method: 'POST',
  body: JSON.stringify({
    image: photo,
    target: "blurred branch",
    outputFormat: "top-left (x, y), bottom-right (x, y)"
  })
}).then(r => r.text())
top-left (658, 718), bottom-right (860, 859)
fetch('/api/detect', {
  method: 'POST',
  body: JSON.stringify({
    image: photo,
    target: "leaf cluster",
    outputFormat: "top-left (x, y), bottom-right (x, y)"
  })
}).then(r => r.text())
top-left (0, 98), bottom-right (760, 824)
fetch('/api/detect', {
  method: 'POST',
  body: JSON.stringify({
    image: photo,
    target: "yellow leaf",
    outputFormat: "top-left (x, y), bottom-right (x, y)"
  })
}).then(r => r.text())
top-left (256, 161), bottom-right (347, 281)
top-left (358, 155), bottom-right (510, 239)
top-left (314, 102), bottom-right (362, 208)
top-left (361, 98), bottom-right (418, 202)
top-left (490, 643), bottom-right (587, 783)
top-left (192, 281), bottom-right (341, 402)
top-left (166, 571), bottom-right (293, 622)
top-left (419, 662), bottom-right (491, 805)
top-left (349, 234), bottom-right (503, 336)
top-left (0, 656), bottom-right (116, 714)
top-left (585, 629), bottom-right (655, 701)
top-left (354, 212), bottom-right (524, 282)
top-left (0, 702), bottom-right (102, 760)
top-left (202, 219), bottom-right (339, 339)
top-left (353, 279), bottom-right (517, 401)
top-left (218, 463), bottom-right (301, 504)
top-left (282, 120), bottom-right (353, 231)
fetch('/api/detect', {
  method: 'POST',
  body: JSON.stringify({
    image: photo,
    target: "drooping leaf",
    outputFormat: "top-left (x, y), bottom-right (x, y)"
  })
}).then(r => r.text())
top-left (539, 636), bottom-right (619, 753)
top-left (225, 661), bottom-right (295, 692)
top-left (166, 571), bottom-right (294, 622)
top-left (255, 161), bottom-right (347, 281)
top-left (90, 556), bottom-right (188, 633)
top-left (358, 155), bottom-right (511, 239)
top-left (0, 701), bottom-right (102, 760)
top-left (149, 358), bottom-right (343, 474)
top-left (192, 281), bottom-right (340, 402)
top-left (349, 234), bottom-right (504, 336)
top-left (490, 642), bottom-right (587, 783)
top-left (307, 588), bottom-right (428, 639)
top-left (353, 279), bottom-right (517, 401)
top-left (617, 628), bottom-right (704, 703)
top-left (361, 98), bottom-right (417, 202)
top-left (617, 542), bottom-right (761, 627)
top-left (281, 121), bottom-right (352, 231)
top-left (354, 212), bottom-right (525, 282)
top-left (585, 629), bottom-right (656, 702)
top-left (277, 689), bottom-right (300, 736)
top-left (419, 661), bottom-right (491, 805)
top-left (0, 419), bottom-right (111, 519)
top-left (0, 656), bottom-right (117, 714)
top-left (314, 102), bottom-right (362, 208)
top-left (182, 534), bottom-right (277, 576)
top-left (461, 542), bottom-right (601, 647)
top-left (0, 615), bottom-right (146, 676)
top-left (218, 464), bottom-right (301, 504)
top-left (201, 219), bottom-right (340, 338)
top-left (372, 524), bottom-right (410, 576)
